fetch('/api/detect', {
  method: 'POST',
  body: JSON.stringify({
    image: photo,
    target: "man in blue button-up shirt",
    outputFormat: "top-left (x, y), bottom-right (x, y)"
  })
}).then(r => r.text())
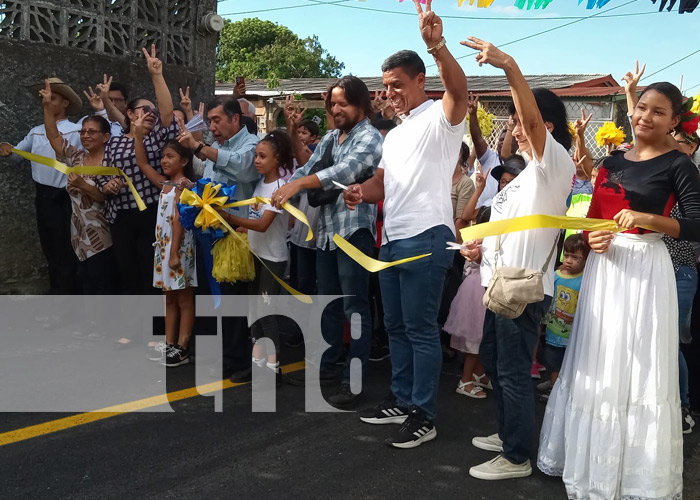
top-left (178, 96), bottom-right (259, 381)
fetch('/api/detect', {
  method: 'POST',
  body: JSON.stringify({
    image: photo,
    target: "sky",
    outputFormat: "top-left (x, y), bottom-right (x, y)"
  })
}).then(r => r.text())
top-left (216, 0), bottom-right (700, 96)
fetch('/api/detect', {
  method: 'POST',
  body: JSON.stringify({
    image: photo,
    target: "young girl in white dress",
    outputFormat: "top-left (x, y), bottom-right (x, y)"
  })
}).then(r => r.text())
top-left (134, 113), bottom-right (197, 368)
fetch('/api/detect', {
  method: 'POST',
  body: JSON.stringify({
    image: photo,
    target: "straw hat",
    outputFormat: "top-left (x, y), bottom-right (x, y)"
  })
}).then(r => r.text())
top-left (28, 77), bottom-right (83, 115)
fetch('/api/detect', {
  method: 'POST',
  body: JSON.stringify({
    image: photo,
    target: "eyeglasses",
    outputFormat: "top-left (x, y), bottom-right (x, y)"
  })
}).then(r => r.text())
top-left (111, 97), bottom-right (126, 103)
top-left (80, 129), bottom-right (104, 136)
top-left (133, 105), bottom-right (155, 114)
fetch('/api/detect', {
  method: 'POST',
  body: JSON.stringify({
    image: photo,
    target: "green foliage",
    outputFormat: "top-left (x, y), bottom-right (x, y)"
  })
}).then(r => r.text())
top-left (216, 18), bottom-right (345, 85)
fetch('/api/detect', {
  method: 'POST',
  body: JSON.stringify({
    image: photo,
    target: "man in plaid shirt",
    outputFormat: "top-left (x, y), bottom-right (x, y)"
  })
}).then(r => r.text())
top-left (272, 76), bottom-right (383, 409)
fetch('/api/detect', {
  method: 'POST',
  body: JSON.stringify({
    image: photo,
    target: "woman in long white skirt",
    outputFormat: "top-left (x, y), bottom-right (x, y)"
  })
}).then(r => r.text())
top-left (538, 82), bottom-right (700, 500)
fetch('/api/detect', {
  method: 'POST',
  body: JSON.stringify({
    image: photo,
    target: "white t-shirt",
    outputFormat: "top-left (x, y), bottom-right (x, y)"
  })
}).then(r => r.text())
top-left (474, 148), bottom-right (501, 208)
top-left (480, 131), bottom-right (575, 297)
top-left (14, 120), bottom-right (82, 188)
top-left (247, 177), bottom-right (289, 263)
top-left (381, 99), bottom-right (466, 244)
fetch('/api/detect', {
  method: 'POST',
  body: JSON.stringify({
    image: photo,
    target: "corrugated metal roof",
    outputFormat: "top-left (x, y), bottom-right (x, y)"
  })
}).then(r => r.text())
top-left (478, 86), bottom-right (630, 99)
top-left (215, 74), bottom-right (613, 96)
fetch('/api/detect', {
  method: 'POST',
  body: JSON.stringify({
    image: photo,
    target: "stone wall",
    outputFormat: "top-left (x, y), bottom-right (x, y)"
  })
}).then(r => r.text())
top-left (0, 0), bottom-right (219, 293)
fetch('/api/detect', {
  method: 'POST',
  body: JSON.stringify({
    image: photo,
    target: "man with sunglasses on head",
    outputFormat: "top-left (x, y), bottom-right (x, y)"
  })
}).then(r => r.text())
top-left (0, 77), bottom-right (83, 294)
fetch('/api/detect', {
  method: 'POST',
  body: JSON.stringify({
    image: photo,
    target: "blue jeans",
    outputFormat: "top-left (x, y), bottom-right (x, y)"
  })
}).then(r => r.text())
top-left (317, 229), bottom-right (374, 383)
top-left (480, 298), bottom-right (552, 464)
top-left (676, 265), bottom-right (697, 409)
top-left (379, 225), bottom-right (454, 420)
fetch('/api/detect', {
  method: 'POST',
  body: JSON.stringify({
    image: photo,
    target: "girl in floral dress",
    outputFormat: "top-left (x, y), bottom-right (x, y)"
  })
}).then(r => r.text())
top-left (134, 113), bottom-right (196, 367)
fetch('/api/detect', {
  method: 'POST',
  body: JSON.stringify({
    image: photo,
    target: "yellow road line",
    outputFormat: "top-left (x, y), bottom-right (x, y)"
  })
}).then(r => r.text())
top-left (0, 360), bottom-right (306, 447)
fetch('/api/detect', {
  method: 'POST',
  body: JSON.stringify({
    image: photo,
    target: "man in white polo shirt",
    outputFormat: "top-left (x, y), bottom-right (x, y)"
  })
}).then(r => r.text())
top-left (343, 0), bottom-right (468, 448)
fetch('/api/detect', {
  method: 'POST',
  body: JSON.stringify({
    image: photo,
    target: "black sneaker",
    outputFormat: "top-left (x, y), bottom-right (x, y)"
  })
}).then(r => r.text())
top-left (359, 395), bottom-right (409, 425)
top-left (230, 367), bottom-right (252, 383)
top-left (328, 383), bottom-right (362, 409)
top-left (285, 367), bottom-right (339, 387)
top-left (369, 345), bottom-right (391, 362)
top-left (164, 344), bottom-right (190, 367)
top-left (385, 407), bottom-right (437, 449)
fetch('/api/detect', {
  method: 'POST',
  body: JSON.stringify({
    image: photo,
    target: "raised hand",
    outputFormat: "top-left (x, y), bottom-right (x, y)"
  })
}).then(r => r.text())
top-left (233, 78), bottom-right (246, 98)
top-left (83, 86), bottom-right (104, 112)
top-left (39, 79), bottom-right (53, 107)
top-left (474, 165), bottom-right (491, 193)
top-left (372, 90), bottom-right (387, 114)
top-left (414, 0), bottom-right (443, 47)
top-left (460, 37), bottom-right (511, 69)
top-left (194, 102), bottom-right (205, 116)
top-left (467, 92), bottom-right (479, 116)
top-left (132, 111), bottom-right (152, 137)
top-left (574, 108), bottom-right (593, 138)
top-left (622, 60), bottom-right (645, 92)
top-left (176, 115), bottom-right (198, 149)
top-left (283, 94), bottom-right (305, 129)
top-left (96, 74), bottom-right (113, 98)
top-left (179, 87), bottom-right (192, 114)
top-left (142, 44), bottom-right (163, 76)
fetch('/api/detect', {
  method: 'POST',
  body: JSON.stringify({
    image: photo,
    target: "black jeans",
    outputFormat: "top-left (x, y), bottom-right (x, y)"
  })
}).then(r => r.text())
top-left (34, 183), bottom-right (79, 294)
top-left (110, 204), bottom-right (158, 295)
top-left (78, 247), bottom-right (119, 295)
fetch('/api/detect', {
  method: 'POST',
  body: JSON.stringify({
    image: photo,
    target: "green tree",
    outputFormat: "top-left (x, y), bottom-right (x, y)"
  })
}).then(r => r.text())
top-left (216, 18), bottom-right (344, 87)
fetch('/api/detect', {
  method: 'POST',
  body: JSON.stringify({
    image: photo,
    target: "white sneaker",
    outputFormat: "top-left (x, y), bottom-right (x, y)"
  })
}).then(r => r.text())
top-left (472, 433), bottom-right (503, 452)
top-left (469, 455), bottom-right (532, 480)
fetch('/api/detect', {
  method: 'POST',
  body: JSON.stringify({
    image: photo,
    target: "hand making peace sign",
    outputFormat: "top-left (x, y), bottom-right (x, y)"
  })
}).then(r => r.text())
top-left (460, 38), bottom-right (511, 69)
top-left (413, 0), bottom-right (443, 47)
top-left (142, 44), bottom-right (163, 76)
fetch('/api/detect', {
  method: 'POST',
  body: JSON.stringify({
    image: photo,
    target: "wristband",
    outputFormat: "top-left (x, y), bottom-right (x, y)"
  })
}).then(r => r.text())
top-left (194, 143), bottom-right (204, 155)
top-left (427, 37), bottom-right (446, 55)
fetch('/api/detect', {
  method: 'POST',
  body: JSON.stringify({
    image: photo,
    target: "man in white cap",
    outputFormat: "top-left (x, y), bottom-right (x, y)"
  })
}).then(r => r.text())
top-left (0, 77), bottom-right (83, 294)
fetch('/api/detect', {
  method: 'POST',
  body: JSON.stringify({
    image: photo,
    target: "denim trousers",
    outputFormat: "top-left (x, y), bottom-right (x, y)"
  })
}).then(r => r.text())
top-left (379, 225), bottom-right (454, 420)
top-left (676, 265), bottom-right (697, 409)
top-left (316, 229), bottom-right (374, 383)
top-left (480, 297), bottom-right (551, 464)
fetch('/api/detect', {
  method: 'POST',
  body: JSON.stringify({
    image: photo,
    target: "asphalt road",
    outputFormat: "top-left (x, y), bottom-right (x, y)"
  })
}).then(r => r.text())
top-left (1, 346), bottom-right (699, 500)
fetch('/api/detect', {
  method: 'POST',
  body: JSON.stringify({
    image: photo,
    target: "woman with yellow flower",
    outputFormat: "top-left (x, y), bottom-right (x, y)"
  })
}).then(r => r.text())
top-left (539, 80), bottom-right (700, 500)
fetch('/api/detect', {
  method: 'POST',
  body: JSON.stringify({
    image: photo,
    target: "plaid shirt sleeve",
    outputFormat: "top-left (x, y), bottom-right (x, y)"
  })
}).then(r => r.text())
top-left (314, 128), bottom-right (383, 189)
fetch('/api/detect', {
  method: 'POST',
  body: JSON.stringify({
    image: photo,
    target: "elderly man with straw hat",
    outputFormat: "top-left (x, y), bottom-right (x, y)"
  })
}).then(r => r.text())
top-left (0, 77), bottom-right (84, 294)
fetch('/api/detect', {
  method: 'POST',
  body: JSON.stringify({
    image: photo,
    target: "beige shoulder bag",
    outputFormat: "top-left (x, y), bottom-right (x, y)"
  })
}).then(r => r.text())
top-left (482, 234), bottom-right (558, 319)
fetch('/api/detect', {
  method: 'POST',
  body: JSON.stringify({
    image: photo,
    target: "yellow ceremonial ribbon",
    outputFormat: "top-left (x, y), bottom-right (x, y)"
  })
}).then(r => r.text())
top-left (229, 197), bottom-right (314, 242)
top-left (332, 234), bottom-right (432, 272)
top-left (459, 214), bottom-right (654, 242)
top-left (12, 149), bottom-right (146, 211)
top-left (179, 187), bottom-right (312, 303)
